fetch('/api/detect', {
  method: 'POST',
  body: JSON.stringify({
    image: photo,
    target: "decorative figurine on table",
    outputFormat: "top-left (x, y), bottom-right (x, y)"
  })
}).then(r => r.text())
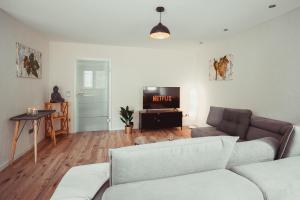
top-left (50, 86), bottom-right (65, 103)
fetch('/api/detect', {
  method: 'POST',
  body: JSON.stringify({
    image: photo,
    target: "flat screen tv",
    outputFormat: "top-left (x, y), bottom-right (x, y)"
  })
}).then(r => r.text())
top-left (143, 87), bottom-right (180, 109)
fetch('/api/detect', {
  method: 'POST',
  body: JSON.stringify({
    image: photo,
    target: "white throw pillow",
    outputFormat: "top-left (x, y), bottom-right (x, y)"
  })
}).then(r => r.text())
top-left (284, 125), bottom-right (300, 157)
top-left (110, 136), bottom-right (238, 185)
top-left (227, 137), bottom-right (279, 168)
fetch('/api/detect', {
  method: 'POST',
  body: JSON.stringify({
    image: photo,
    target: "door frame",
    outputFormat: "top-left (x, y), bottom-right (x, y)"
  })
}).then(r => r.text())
top-left (74, 58), bottom-right (112, 132)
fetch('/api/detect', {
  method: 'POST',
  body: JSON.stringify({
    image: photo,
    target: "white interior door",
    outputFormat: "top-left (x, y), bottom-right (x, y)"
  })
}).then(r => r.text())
top-left (76, 60), bottom-right (110, 132)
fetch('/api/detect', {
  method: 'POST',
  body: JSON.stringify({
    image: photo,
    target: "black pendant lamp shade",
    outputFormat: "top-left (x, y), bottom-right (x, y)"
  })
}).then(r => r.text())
top-left (150, 7), bottom-right (170, 39)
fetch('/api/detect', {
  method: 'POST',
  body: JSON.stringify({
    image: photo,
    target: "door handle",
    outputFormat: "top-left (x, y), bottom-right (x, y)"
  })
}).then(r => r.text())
top-left (77, 92), bottom-right (93, 96)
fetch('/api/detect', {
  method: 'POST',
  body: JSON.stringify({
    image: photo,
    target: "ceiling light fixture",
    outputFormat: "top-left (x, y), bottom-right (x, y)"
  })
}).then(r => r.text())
top-left (150, 6), bottom-right (170, 39)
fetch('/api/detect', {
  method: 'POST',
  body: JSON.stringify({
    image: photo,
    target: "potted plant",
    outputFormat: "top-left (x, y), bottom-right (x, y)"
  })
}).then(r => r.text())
top-left (120, 106), bottom-right (134, 134)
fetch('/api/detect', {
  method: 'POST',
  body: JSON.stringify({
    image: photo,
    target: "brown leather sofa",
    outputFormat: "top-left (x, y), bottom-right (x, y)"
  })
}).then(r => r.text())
top-left (191, 106), bottom-right (294, 158)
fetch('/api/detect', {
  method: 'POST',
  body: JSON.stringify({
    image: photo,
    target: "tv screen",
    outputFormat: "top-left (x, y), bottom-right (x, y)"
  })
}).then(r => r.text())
top-left (143, 87), bottom-right (180, 109)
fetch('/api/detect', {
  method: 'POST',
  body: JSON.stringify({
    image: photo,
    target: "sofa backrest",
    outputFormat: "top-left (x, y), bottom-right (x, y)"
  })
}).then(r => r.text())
top-left (217, 108), bottom-right (252, 140)
top-left (109, 136), bottom-right (238, 186)
top-left (206, 106), bottom-right (224, 127)
top-left (247, 116), bottom-right (294, 158)
top-left (283, 125), bottom-right (300, 157)
top-left (206, 106), bottom-right (252, 140)
top-left (206, 106), bottom-right (294, 159)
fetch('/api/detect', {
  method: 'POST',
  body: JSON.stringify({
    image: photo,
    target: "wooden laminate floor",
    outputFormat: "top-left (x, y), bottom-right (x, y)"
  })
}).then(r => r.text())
top-left (0, 128), bottom-right (191, 200)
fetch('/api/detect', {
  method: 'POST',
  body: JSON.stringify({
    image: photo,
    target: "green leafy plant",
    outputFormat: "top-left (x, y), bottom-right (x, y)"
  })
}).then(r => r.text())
top-left (120, 106), bottom-right (134, 127)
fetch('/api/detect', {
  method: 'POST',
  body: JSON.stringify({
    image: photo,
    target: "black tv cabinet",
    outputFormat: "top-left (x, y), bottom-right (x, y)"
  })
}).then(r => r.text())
top-left (139, 110), bottom-right (182, 131)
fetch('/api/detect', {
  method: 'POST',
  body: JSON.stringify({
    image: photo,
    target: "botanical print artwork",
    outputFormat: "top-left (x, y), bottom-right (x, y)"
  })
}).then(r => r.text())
top-left (16, 42), bottom-right (42, 79)
top-left (209, 54), bottom-right (233, 81)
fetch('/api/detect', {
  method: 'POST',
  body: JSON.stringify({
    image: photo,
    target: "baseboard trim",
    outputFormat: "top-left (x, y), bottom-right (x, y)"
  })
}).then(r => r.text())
top-left (0, 138), bottom-right (44, 172)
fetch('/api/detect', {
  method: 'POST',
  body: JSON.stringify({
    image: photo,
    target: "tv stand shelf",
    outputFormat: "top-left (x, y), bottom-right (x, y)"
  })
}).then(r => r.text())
top-left (139, 110), bottom-right (182, 132)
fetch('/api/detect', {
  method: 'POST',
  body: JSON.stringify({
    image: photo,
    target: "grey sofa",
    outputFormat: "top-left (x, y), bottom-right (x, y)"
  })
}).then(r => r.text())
top-left (191, 106), bottom-right (294, 158)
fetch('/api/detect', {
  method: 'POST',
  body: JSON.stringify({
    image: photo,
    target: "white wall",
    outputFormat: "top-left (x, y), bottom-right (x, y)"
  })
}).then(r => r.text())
top-left (49, 42), bottom-right (201, 131)
top-left (196, 7), bottom-right (300, 125)
top-left (0, 10), bottom-right (49, 170)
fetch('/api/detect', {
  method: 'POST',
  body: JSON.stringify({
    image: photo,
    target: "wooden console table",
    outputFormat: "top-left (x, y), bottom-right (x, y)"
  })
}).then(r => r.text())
top-left (10, 110), bottom-right (55, 164)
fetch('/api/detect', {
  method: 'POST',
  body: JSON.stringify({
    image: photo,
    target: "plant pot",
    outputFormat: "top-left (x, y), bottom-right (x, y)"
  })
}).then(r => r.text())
top-left (125, 126), bottom-right (132, 134)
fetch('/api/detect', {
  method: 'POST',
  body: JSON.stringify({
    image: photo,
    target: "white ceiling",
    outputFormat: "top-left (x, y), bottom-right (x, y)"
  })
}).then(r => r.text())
top-left (1, 0), bottom-right (300, 48)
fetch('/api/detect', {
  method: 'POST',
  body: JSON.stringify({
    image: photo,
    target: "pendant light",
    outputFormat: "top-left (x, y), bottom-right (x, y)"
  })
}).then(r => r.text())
top-left (150, 7), bottom-right (170, 39)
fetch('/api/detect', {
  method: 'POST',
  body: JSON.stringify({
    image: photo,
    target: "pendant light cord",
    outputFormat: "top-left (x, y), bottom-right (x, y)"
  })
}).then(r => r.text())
top-left (159, 12), bottom-right (162, 23)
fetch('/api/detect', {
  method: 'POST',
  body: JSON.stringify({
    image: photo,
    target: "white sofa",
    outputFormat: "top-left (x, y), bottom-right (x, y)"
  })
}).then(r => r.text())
top-left (52, 127), bottom-right (300, 200)
top-left (101, 136), bottom-right (293, 200)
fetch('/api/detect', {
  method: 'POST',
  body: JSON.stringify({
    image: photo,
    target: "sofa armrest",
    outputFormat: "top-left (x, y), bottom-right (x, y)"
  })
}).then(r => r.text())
top-left (206, 106), bottom-right (224, 127)
top-left (283, 126), bottom-right (300, 158)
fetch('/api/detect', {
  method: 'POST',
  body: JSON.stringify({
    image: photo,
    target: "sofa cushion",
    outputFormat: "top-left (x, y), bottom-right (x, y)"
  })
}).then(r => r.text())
top-left (102, 169), bottom-right (264, 200)
top-left (191, 127), bottom-right (227, 138)
top-left (227, 137), bottom-right (279, 168)
top-left (231, 156), bottom-right (300, 200)
top-left (109, 136), bottom-right (238, 186)
top-left (217, 108), bottom-right (252, 139)
top-left (206, 106), bottom-right (225, 127)
top-left (191, 127), bottom-right (245, 142)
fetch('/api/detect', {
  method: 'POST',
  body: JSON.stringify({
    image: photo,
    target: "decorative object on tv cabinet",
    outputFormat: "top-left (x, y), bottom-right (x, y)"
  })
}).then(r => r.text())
top-left (143, 87), bottom-right (180, 109)
top-left (139, 110), bottom-right (182, 132)
top-left (50, 86), bottom-right (65, 103)
top-left (209, 54), bottom-right (233, 81)
top-left (44, 102), bottom-right (69, 145)
top-left (120, 106), bottom-right (134, 134)
top-left (16, 42), bottom-right (42, 79)
top-left (150, 6), bottom-right (170, 39)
